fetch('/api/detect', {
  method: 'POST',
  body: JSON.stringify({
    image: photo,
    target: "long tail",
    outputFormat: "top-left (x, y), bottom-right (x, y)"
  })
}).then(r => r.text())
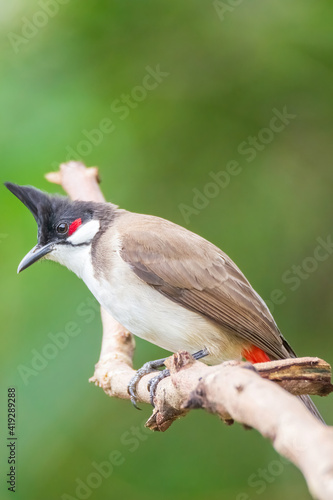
top-left (282, 339), bottom-right (326, 424)
top-left (299, 394), bottom-right (325, 424)
top-left (242, 345), bottom-right (325, 424)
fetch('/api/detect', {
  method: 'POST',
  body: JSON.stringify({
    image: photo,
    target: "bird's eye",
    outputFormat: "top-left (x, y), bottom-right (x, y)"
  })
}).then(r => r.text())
top-left (56, 223), bottom-right (69, 234)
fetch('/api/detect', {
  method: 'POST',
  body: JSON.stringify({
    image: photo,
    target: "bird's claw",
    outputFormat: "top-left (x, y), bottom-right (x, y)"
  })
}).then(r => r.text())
top-left (128, 384), bottom-right (141, 410)
top-left (147, 368), bottom-right (170, 405)
top-left (127, 350), bottom-right (209, 409)
top-left (127, 358), bottom-right (166, 409)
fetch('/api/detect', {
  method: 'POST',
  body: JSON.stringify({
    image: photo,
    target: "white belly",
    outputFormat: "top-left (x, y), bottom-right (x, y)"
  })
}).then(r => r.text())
top-left (53, 237), bottom-right (244, 364)
top-left (85, 253), bottom-right (244, 364)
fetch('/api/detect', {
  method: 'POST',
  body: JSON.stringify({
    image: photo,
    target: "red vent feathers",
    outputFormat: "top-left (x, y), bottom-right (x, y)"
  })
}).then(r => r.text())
top-left (242, 345), bottom-right (271, 364)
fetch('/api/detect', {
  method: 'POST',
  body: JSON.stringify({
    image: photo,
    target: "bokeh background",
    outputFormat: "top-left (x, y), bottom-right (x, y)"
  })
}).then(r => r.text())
top-left (1, 1), bottom-right (332, 499)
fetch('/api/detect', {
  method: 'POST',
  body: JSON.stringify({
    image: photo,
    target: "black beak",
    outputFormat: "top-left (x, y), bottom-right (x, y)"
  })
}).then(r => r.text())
top-left (17, 243), bottom-right (55, 273)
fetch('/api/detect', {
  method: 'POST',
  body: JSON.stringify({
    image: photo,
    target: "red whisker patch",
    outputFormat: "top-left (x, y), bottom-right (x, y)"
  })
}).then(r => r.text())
top-left (69, 218), bottom-right (82, 236)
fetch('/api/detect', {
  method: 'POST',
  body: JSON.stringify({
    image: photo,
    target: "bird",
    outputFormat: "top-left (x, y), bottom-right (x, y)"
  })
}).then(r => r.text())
top-left (5, 181), bottom-right (324, 422)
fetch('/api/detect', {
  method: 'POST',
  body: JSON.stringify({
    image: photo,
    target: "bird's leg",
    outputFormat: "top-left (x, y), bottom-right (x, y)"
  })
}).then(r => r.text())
top-left (128, 357), bottom-right (168, 409)
top-left (128, 348), bottom-right (209, 408)
top-left (191, 348), bottom-right (210, 361)
top-left (147, 348), bottom-right (209, 405)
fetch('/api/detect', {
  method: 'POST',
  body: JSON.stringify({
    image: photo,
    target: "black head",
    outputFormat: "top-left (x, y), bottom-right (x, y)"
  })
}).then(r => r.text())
top-left (5, 183), bottom-right (114, 272)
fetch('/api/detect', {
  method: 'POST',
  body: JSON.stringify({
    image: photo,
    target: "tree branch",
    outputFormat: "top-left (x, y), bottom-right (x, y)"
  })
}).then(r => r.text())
top-left (46, 161), bottom-right (333, 500)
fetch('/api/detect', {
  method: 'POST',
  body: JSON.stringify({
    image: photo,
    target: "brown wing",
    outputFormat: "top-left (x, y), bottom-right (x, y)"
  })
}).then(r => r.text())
top-left (119, 213), bottom-right (294, 360)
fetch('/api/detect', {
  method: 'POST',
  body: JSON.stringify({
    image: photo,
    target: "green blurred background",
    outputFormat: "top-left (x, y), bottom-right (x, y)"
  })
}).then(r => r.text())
top-left (1, 1), bottom-right (332, 499)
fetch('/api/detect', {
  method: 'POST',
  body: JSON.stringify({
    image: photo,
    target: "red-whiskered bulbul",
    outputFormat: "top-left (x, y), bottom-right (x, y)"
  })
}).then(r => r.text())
top-left (4, 182), bottom-right (324, 422)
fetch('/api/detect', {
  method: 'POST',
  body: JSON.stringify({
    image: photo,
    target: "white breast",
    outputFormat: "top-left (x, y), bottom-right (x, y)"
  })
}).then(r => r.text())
top-left (75, 233), bottom-right (245, 364)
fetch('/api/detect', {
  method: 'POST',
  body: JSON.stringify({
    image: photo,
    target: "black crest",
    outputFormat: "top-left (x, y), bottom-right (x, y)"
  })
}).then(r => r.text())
top-left (5, 183), bottom-right (116, 246)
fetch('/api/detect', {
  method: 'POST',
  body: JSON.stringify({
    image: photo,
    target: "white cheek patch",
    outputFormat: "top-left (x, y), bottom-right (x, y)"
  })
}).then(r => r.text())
top-left (67, 219), bottom-right (100, 245)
